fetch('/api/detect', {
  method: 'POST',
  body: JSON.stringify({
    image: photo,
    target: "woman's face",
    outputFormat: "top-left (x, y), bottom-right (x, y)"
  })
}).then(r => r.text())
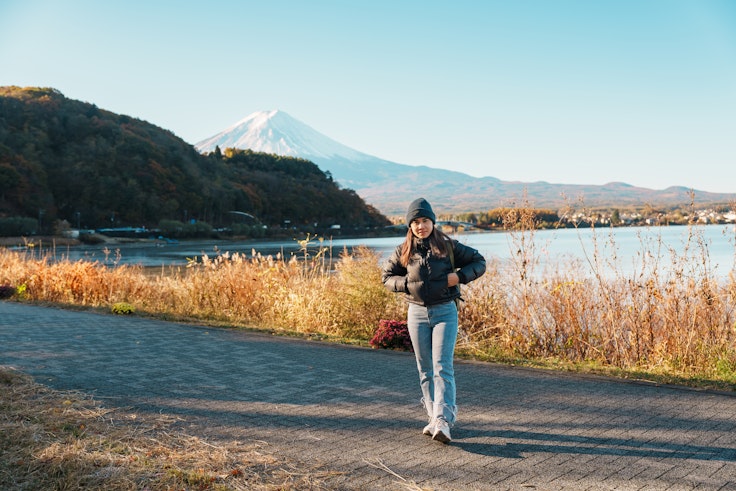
top-left (410, 217), bottom-right (434, 239)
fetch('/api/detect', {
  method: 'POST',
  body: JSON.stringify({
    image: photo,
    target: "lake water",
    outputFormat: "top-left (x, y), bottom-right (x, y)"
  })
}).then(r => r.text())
top-left (27, 224), bottom-right (736, 277)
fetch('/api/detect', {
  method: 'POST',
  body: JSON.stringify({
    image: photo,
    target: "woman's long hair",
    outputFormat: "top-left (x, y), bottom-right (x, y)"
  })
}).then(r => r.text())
top-left (399, 225), bottom-right (450, 267)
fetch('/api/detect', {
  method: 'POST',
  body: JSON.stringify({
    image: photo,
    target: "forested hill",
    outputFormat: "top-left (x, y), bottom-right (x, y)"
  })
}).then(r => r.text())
top-left (0, 86), bottom-right (389, 232)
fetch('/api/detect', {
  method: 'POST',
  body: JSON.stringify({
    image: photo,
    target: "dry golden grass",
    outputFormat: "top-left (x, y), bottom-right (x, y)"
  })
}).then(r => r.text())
top-left (462, 208), bottom-right (736, 388)
top-left (1, 223), bottom-right (736, 389)
top-left (0, 366), bottom-right (338, 490)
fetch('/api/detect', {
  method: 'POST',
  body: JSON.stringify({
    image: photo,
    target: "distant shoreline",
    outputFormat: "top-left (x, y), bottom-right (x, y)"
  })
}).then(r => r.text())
top-left (0, 235), bottom-right (170, 249)
top-left (0, 236), bottom-right (81, 248)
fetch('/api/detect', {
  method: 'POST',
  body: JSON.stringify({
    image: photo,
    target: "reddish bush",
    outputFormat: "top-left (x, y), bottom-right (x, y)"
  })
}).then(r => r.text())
top-left (370, 319), bottom-right (413, 351)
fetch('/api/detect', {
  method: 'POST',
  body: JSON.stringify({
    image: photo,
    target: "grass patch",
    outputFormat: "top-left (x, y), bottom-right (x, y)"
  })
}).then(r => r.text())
top-left (0, 366), bottom-right (340, 490)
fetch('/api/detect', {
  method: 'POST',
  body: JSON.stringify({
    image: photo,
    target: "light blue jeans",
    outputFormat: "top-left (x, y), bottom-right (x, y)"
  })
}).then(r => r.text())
top-left (407, 300), bottom-right (458, 424)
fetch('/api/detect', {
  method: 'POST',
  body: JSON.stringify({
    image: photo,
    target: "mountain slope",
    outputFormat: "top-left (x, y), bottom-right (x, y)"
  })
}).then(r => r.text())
top-left (196, 110), bottom-right (395, 188)
top-left (196, 110), bottom-right (365, 161)
top-left (196, 111), bottom-right (736, 215)
top-left (0, 87), bottom-right (389, 231)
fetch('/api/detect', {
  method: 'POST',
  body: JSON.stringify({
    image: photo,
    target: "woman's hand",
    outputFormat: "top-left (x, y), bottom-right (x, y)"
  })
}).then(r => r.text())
top-left (447, 272), bottom-right (460, 287)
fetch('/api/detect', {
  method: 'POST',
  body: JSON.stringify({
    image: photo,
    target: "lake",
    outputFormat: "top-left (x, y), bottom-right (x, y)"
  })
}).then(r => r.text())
top-left (25, 224), bottom-right (736, 277)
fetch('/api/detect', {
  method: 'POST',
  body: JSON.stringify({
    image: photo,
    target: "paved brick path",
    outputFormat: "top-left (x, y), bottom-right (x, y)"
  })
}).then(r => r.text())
top-left (1, 301), bottom-right (735, 490)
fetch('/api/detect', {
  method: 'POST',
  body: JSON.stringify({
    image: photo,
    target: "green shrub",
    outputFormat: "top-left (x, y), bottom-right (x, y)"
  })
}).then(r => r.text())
top-left (111, 302), bottom-right (135, 315)
top-left (158, 220), bottom-right (213, 238)
top-left (0, 217), bottom-right (38, 236)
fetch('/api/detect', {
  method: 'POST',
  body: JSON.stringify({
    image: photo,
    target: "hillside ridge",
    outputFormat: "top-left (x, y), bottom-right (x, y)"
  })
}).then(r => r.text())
top-left (0, 87), bottom-right (388, 233)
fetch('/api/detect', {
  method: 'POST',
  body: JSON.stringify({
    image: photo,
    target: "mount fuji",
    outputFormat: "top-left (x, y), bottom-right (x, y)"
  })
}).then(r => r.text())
top-left (195, 111), bottom-right (735, 215)
top-left (195, 110), bottom-right (366, 165)
top-left (195, 110), bottom-right (484, 214)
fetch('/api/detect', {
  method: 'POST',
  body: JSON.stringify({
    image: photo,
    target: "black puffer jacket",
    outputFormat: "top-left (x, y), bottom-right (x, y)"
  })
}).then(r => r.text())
top-left (382, 238), bottom-right (486, 306)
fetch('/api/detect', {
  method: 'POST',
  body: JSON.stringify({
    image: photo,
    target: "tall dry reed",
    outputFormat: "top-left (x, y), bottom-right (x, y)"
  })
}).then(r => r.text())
top-left (468, 207), bottom-right (736, 382)
top-left (2, 222), bottom-right (735, 384)
top-left (0, 242), bottom-right (404, 339)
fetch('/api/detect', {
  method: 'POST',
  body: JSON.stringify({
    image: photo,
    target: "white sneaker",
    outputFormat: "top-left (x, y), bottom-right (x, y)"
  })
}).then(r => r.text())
top-left (432, 418), bottom-right (451, 443)
top-left (422, 421), bottom-right (435, 436)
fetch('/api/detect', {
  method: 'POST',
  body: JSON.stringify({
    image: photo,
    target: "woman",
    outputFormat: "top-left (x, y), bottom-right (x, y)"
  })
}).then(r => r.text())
top-left (382, 197), bottom-right (486, 443)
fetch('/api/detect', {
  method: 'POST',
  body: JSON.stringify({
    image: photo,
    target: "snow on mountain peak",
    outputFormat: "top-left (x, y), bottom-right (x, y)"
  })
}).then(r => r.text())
top-left (195, 110), bottom-right (364, 161)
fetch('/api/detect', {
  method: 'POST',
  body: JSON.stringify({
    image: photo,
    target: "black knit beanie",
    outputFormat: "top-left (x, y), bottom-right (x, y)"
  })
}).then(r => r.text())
top-left (405, 198), bottom-right (436, 226)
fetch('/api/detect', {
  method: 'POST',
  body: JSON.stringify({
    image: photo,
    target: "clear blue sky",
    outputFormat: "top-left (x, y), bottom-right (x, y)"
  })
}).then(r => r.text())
top-left (1, 0), bottom-right (735, 193)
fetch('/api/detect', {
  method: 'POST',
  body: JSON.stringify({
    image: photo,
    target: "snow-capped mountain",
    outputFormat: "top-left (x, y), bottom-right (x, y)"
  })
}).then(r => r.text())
top-left (196, 110), bottom-right (366, 162)
top-left (195, 110), bottom-right (479, 213)
top-left (195, 111), bottom-right (736, 216)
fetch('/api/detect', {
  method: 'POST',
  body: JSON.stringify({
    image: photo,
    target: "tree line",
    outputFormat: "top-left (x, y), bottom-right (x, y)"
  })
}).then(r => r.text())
top-left (452, 202), bottom-right (735, 230)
